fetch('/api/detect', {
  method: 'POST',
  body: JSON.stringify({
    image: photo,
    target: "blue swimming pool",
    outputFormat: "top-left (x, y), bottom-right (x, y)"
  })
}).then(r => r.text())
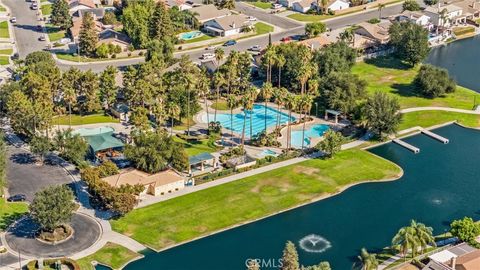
top-left (202, 104), bottom-right (293, 138)
top-left (179, 30), bottom-right (203, 40)
top-left (291, 124), bottom-right (329, 148)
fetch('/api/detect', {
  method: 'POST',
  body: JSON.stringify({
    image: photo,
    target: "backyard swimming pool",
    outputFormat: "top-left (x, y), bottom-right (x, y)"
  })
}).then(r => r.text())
top-left (202, 104), bottom-right (294, 138)
top-left (179, 30), bottom-right (203, 40)
top-left (291, 124), bottom-right (329, 148)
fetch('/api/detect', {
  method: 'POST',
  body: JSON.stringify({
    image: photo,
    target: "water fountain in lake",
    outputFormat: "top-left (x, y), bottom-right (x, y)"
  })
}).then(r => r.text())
top-left (298, 234), bottom-right (331, 253)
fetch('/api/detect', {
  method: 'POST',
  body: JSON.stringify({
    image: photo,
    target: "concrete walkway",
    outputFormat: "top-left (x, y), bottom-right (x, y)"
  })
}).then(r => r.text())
top-left (399, 106), bottom-right (480, 114)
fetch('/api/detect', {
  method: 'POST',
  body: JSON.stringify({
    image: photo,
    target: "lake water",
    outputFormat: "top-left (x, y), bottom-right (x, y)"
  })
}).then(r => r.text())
top-left (119, 124), bottom-right (480, 270)
top-left (426, 36), bottom-right (480, 92)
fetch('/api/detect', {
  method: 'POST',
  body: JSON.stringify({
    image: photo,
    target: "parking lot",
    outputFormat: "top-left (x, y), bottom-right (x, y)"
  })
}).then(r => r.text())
top-left (6, 145), bottom-right (73, 202)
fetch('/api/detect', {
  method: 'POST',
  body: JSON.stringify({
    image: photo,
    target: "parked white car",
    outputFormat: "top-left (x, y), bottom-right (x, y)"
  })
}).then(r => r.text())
top-left (249, 45), bottom-right (262, 51)
top-left (247, 16), bottom-right (257, 21)
top-left (10, 17), bottom-right (16, 23)
top-left (205, 45), bottom-right (216, 50)
top-left (272, 3), bottom-right (282, 9)
top-left (200, 53), bottom-right (215, 60)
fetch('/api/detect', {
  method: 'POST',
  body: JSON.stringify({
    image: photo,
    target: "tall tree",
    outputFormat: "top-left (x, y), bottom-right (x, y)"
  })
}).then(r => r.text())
top-left (357, 248), bottom-right (379, 270)
top-left (299, 94), bottom-right (313, 150)
top-left (122, 0), bottom-right (155, 48)
top-left (51, 0), bottom-right (72, 30)
top-left (30, 135), bottom-right (52, 164)
top-left (275, 54), bottom-right (286, 88)
top-left (226, 94), bottom-right (237, 141)
top-left (79, 12), bottom-right (99, 57)
top-left (0, 133), bottom-right (5, 189)
top-left (150, 2), bottom-right (174, 39)
top-left (53, 129), bottom-right (88, 164)
top-left (260, 82), bottom-right (274, 132)
top-left (166, 103), bottom-right (180, 136)
top-left (414, 64), bottom-right (456, 98)
top-left (285, 93), bottom-right (297, 150)
top-left (305, 22), bottom-right (327, 38)
top-left (389, 21), bottom-right (430, 66)
top-left (29, 185), bottom-right (76, 231)
top-left (410, 220), bottom-right (436, 254)
top-left (99, 66), bottom-right (118, 110)
top-left (61, 68), bottom-right (81, 122)
top-left (214, 47), bottom-right (225, 67)
top-left (315, 129), bottom-right (343, 158)
top-left (213, 72), bottom-right (226, 123)
top-left (392, 224), bottom-right (417, 259)
top-left (450, 217), bottom-right (480, 244)
top-left (281, 241), bottom-right (300, 270)
top-left (363, 92), bottom-right (402, 139)
top-left (79, 70), bottom-right (101, 114)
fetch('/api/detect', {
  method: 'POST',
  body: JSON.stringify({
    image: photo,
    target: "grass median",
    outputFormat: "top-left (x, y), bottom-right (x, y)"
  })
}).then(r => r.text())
top-left (399, 111), bottom-right (480, 130)
top-left (77, 242), bottom-right (141, 270)
top-left (53, 113), bottom-right (119, 126)
top-left (110, 149), bottom-right (401, 251)
top-left (0, 199), bottom-right (28, 231)
top-left (352, 57), bottom-right (480, 110)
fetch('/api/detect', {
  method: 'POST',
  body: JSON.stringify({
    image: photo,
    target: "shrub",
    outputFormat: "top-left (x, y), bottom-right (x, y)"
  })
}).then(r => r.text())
top-left (450, 217), bottom-right (480, 244)
top-left (96, 43), bottom-right (110, 58)
top-left (367, 18), bottom-right (380, 24)
top-left (414, 64), bottom-right (456, 98)
top-left (403, 0), bottom-right (421, 11)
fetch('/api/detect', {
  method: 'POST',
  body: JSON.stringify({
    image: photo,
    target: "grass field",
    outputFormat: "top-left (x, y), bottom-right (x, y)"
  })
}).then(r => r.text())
top-left (254, 22), bottom-right (274, 35)
top-left (0, 199), bottom-right (28, 231)
top-left (0, 21), bottom-right (9, 38)
top-left (0, 5), bottom-right (6, 11)
top-left (287, 13), bottom-right (331, 22)
top-left (352, 57), bottom-right (480, 110)
top-left (53, 113), bottom-right (119, 126)
top-left (0, 56), bottom-right (9, 65)
top-left (183, 34), bottom-right (215, 44)
top-left (249, 1), bottom-right (272, 9)
top-left (210, 100), bottom-right (238, 111)
top-left (399, 111), bottom-right (480, 130)
top-left (111, 149), bottom-right (401, 250)
top-left (77, 242), bottom-right (141, 270)
top-left (173, 136), bottom-right (220, 156)
top-left (46, 24), bottom-right (66, 42)
top-left (41, 4), bottom-right (52, 15)
top-left (0, 48), bottom-right (13, 55)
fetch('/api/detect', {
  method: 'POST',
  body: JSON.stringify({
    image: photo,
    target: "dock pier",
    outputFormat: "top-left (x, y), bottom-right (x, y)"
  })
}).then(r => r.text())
top-left (393, 139), bottom-right (420, 153)
top-left (421, 129), bottom-right (449, 144)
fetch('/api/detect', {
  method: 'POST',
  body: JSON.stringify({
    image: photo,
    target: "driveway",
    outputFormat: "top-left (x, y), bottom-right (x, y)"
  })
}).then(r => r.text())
top-left (5, 213), bottom-right (101, 258)
top-left (3, 0), bottom-right (47, 58)
top-left (6, 146), bottom-right (73, 202)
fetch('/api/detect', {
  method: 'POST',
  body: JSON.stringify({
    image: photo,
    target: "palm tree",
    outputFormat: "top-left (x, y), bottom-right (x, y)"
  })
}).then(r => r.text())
top-left (263, 45), bottom-right (276, 83)
top-left (246, 87), bottom-right (258, 140)
top-left (241, 95), bottom-right (250, 147)
top-left (378, 3), bottom-right (386, 19)
top-left (275, 54), bottom-right (286, 88)
top-left (300, 95), bottom-right (313, 150)
top-left (227, 94), bottom-right (237, 143)
top-left (392, 224), bottom-right (418, 260)
top-left (438, 8), bottom-right (449, 36)
top-left (357, 248), bottom-right (379, 270)
top-left (260, 82), bottom-right (274, 132)
top-left (273, 87), bottom-right (287, 136)
top-left (213, 72), bottom-right (226, 123)
top-left (285, 93), bottom-right (297, 150)
top-left (339, 27), bottom-right (355, 47)
top-left (198, 73), bottom-right (211, 124)
top-left (214, 47), bottom-right (224, 67)
top-left (166, 103), bottom-right (180, 136)
top-left (410, 220), bottom-right (436, 255)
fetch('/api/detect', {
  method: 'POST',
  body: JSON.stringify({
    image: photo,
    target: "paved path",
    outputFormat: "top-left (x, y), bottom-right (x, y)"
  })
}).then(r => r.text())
top-left (399, 106), bottom-right (480, 114)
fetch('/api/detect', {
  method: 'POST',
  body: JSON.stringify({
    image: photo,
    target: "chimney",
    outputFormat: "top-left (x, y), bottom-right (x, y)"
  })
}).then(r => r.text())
top-left (232, 22), bottom-right (235, 28)
top-left (450, 257), bottom-right (456, 270)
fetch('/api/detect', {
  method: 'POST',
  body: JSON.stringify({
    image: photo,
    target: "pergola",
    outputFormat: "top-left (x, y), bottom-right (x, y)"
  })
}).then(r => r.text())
top-left (188, 152), bottom-right (217, 175)
top-left (83, 132), bottom-right (124, 160)
top-left (325, 109), bottom-right (341, 124)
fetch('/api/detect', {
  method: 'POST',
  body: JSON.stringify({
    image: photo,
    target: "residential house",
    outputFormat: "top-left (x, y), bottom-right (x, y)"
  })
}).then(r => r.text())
top-left (422, 243), bottom-right (480, 270)
top-left (279, 0), bottom-right (300, 8)
top-left (97, 29), bottom-right (131, 51)
top-left (354, 21), bottom-right (392, 44)
top-left (76, 8), bottom-right (106, 20)
top-left (451, 0), bottom-right (480, 20)
top-left (203, 14), bottom-right (252, 37)
top-left (425, 4), bottom-right (466, 27)
top-left (311, 0), bottom-right (350, 12)
top-left (163, 0), bottom-right (192, 10)
top-left (102, 168), bottom-right (185, 196)
top-left (292, 0), bottom-right (314, 13)
top-left (69, 18), bottom-right (103, 42)
top-left (189, 4), bottom-right (231, 24)
top-left (69, 0), bottom-right (97, 14)
top-left (396, 10), bottom-right (433, 30)
top-left (298, 35), bottom-right (332, 50)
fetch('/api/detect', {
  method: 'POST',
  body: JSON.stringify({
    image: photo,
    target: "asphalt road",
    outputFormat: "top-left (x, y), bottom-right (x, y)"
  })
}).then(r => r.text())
top-left (234, 1), bottom-right (302, 29)
top-left (3, 0), bottom-right (48, 58)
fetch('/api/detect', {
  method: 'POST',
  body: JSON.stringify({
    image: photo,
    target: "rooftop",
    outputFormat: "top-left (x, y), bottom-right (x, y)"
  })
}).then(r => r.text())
top-left (189, 4), bottom-right (231, 22)
top-left (102, 168), bottom-right (185, 188)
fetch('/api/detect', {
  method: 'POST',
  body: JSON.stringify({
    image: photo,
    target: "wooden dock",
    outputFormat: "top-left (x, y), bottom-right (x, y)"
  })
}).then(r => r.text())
top-left (393, 139), bottom-right (420, 153)
top-left (421, 129), bottom-right (449, 144)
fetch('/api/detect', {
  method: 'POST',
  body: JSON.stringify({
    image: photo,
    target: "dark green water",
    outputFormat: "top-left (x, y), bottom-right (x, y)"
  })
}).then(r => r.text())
top-left (426, 36), bottom-right (480, 92)
top-left (118, 124), bottom-right (480, 270)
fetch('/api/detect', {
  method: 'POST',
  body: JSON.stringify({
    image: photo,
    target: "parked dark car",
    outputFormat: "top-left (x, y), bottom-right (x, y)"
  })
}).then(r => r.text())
top-left (223, 40), bottom-right (237, 47)
top-left (11, 53), bottom-right (19, 60)
top-left (7, 194), bottom-right (26, 202)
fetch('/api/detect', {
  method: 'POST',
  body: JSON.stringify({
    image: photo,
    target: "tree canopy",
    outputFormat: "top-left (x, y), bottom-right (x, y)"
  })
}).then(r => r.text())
top-left (29, 185), bottom-right (76, 231)
top-left (363, 92), bottom-right (402, 139)
top-left (450, 217), bottom-right (480, 244)
top-left (305, 22), bottom-right (327, 38)
top-left (51, 0), bottom-right (72, 30)
top-left (414, 64), bottom-right (456, 98)
top-left (389, 21), bottom-right (430, 66)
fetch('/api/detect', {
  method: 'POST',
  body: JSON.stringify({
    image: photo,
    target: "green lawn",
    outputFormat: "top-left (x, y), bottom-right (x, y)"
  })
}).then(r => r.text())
top-left (287, 13), bottom-right (331, 22)
top-left (41, 4), bottom-right (52, 15)
top-left (399, 111), bottom-right (480, 130)
top-left (0, 199), bottom-right (28, 231)
top-left (254, 22), bottom-right (274, 35)
top-left (53, 113), bottom-right (119, 126)
top-left (0, 6), bottom-right (6, 12)
top-left (249, 1), bottom-right (272, 9)
top-left (0, 48), bottom-right (13, 55)
top-left (210, 100), bottom-right (239, 111)
top-left (173, 136), bottom-right (219, 156)
top-left (111, 149), bottom-right (401, 250)
top-left (77, 242), bottom-right (141, 270)
top-left (0, 21), bottom-right (9, 38)
top-left (0, 56), bottom-right (9, 65)
top-left (46, 24), bottom-right (66, 42)
top-left (183, 34), bottom-right (215, 44)
top-left (351, 57), bottom-right (480, 110)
